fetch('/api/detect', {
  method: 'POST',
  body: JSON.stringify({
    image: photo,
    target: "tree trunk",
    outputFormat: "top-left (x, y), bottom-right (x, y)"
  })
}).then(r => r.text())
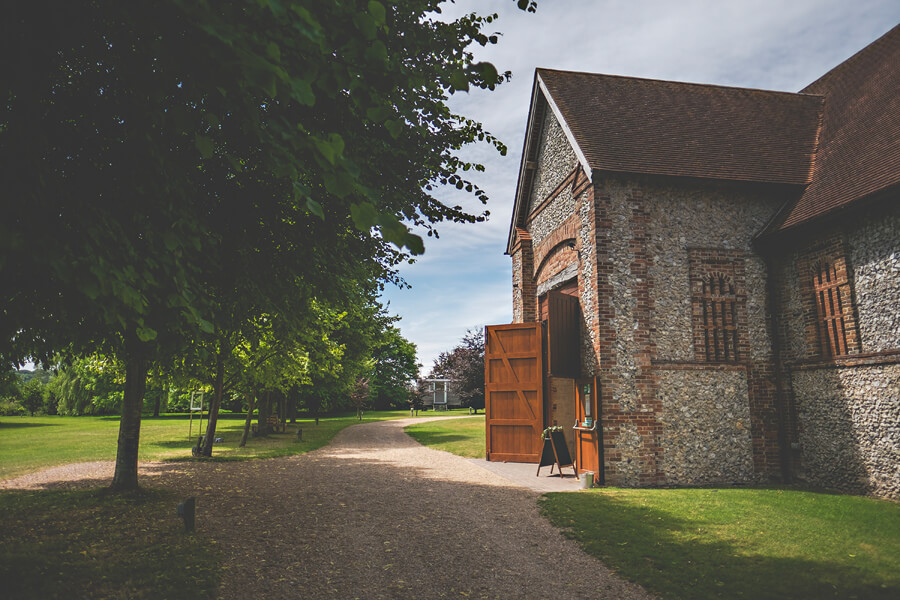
top-left (153, 387), bottom-right (162, 417)
top-left (201, 348), bottom-right (225, 457)
top-left (239, 392), bottom-right (254, 447)
top-left (257, 389), bottom-right (270, 436)
top-left (110, 345), bottom-right (148, 492)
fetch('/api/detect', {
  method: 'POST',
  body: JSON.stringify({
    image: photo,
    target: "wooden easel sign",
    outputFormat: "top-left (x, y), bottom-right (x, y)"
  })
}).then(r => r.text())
top-left (536, 430), bottom-right (577, 477)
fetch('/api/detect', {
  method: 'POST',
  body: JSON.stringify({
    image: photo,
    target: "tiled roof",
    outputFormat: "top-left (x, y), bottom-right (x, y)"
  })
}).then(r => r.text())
top-left (537, 68), bottom-right (823, 185)
top-left (762, 24), bottom-right (900, 234)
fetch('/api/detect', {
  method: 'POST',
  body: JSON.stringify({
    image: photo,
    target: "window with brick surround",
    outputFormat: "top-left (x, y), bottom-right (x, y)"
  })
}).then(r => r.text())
top-left (811, 259), bottom-right (854, 357)
top-left (700, 273), bottom-right (739, 361)
top-left (689, 249), bottom-right (748, 363)
top-left (797, 236), bottom-right (860, 360)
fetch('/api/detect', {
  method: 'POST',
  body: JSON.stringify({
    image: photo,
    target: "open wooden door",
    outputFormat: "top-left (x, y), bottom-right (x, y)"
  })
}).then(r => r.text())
top-left (574, 378), bottom-right (603, 484)
top-left (485, 323), bottom-right (544, 462)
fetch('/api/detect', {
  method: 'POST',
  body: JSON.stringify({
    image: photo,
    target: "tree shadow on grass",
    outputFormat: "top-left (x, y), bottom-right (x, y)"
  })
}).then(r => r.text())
top-left (0, 422), bottom-right (60, 429)
top-left (540, 492), bottom-right (899, 600)
top-left (0, 486), bottom-right (218, 600)
top-left (408, 432), bottom-right (472, 444)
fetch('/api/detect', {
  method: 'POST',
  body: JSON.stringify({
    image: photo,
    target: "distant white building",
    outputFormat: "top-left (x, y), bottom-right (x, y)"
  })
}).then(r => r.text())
top-left (421, 378), bottom-right (461, 410)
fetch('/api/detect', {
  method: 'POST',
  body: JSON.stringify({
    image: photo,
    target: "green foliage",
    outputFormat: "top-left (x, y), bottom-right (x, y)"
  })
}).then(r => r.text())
top-left (20, 379), bottom-right (45, 417)
top-left (0, 399), bottom-right (25, 417)
top-left (540, 488), bottom-right (900, 600)
top-left (368, 326), bottom-right (419, 410)
top-left (1, 1), bottom-right (536, 483)
top-left (51, 357), bottom-right (124, 416)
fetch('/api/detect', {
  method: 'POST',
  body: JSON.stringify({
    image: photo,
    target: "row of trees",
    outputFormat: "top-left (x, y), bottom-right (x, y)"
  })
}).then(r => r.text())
top-left (1, 1), bottom-right (533, 490)
top-left (1, 315), bottom-right (419, 420)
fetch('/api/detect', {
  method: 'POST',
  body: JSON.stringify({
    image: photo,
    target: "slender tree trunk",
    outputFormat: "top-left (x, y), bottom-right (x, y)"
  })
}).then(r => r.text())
top-left (153, 387), bottom-right (161, 417)
top-left (257, 389), bottom-right (270, 435)
top-left (110, 344), bottom-right (148, 492)
top-left (239, 392), bottom-right (254, 447)
top-left (201, 348), bottom-right (225, 457)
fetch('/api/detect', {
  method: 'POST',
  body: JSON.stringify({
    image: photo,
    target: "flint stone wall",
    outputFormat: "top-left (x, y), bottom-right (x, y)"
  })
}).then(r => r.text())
top-left (642, 178), bottom-right (781, 363)
top-left (793, 364), bottom-right (900, 499)
top-left (777, 200), bottom-right (900, 499)
top-left (848, 204), bottom-right (900, 353)
top-left (658, 370), bottom-right (756, 484)
top-left (527, 109), bottom-right (579, 247)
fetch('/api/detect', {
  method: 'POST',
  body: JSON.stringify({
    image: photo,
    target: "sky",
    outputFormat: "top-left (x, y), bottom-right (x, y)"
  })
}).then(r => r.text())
top-left (380, 0), bottom-right (899, 374)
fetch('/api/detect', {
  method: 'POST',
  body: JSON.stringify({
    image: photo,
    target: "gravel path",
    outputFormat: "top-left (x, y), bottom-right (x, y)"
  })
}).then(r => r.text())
top-left (2, 418), bottom-right (653, 599)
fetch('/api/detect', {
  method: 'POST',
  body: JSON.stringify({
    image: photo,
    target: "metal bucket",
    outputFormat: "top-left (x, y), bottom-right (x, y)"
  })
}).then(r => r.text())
top-left (580, 472), bottom-right (594, 489)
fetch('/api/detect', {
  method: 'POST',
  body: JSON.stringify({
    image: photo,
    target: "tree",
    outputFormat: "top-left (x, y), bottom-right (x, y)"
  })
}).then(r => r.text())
top-left (21, 378), bottom-right (45, 416)
top-left (430, 329), bottom-right (485, 413)
top-left (368, 326), bottom-right (419, 410)
top-left (2, 1), bottom-right (534, 490)
top-left (350, 378), bottom-right (371, 421)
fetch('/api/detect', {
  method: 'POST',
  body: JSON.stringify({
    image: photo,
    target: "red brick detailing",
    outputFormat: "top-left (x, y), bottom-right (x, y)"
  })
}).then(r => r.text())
top-left (629, 188), bottom-right (662, 485)
top-left (526, 167), bottom-right (579, 225)
top-left (535, 244), bottom-right (578, 288)
top-left (688, 249), bottom-right (750, 362)
top-left (572, 167), bottom-right (591, 198)
top-left (746, 362), bottom-right (781, 473)
top-left (590, 184), bottom-right (664, 487)
top-left (533, 214), bottom-right (581, 278)
top-left (511, 228), bottom-right (537, 323)
top-left (795, 233), bottom-right (861, 360)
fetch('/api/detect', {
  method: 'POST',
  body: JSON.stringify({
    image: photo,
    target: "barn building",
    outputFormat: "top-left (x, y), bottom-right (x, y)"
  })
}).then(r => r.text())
top-left (485, 25), bottom-right (900, 499)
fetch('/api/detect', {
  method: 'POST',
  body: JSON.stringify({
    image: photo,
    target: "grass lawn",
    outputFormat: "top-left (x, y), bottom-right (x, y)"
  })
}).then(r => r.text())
top-left (0, 410), bottom-right (416, 480)
top-left (404, 415), bottom-right (485, 458)
top-left (540, 487), bottom-right (900, 600)
top-left (0, 487), bottom-right (219, 600)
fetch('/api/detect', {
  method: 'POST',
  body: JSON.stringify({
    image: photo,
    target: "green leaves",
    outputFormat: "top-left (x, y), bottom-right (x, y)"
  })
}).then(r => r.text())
top-left (194, 134), bottom-right (214, 159)
top-left (365, 40), bottom-right (388, 64)
top-left (383, 119), bottom-right (403, 139)
top-left (351, 202), bottom-right (424, 255)
top-left (313, 133), bottom-right (345, 165)
top-left (291, 78), bottom-right (315, 105)
top-left (350, 202), bottom-right (380, 231)
top-left (135, 325), bottom-right (158, 343)
top-left (449, 69), bottom-right (470, 92)
top-left (323, 172), bottom-right (354, 198)
top-left (265, 41), bottom-right (281, 61)
top-left (306, 197), bottom-right (325, 220)
top-left (368, 1), bottom-right (386, 26)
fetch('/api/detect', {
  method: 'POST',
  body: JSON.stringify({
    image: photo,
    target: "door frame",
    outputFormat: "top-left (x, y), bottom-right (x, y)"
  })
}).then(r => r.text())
top-left (574, 376), bottom-right (604, 484)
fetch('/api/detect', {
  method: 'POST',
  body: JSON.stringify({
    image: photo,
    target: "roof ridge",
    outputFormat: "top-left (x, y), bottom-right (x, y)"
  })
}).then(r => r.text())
top-left (536, 67), bottom-right (823, 99)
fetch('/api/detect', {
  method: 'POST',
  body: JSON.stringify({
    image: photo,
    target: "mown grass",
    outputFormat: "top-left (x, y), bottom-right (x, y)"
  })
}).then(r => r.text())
top-left (0, 487), bottom-right (219, 600)
top-left (404, 415), bottom-right (485, 458)
top-left (540, 487), bottom-right (900, 600)
top-left (0, 410), bottom-right (419, 480)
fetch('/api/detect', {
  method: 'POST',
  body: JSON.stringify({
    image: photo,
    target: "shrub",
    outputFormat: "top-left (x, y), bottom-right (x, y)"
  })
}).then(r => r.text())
top-left (0, 398), bottom-right (25, 416)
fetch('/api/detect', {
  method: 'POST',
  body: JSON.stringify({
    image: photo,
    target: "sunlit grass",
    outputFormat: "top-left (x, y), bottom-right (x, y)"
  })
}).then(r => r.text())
top-left (405, 415), bottom-right (485, 458)
top-left (0, 411), bottom-right (414, 480)
top-left (540, 487), bottom-right (900, 599)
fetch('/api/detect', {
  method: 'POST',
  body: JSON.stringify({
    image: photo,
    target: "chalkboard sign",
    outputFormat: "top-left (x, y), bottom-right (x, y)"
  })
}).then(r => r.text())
top-left (536, 430), bottom-right (577, 477)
